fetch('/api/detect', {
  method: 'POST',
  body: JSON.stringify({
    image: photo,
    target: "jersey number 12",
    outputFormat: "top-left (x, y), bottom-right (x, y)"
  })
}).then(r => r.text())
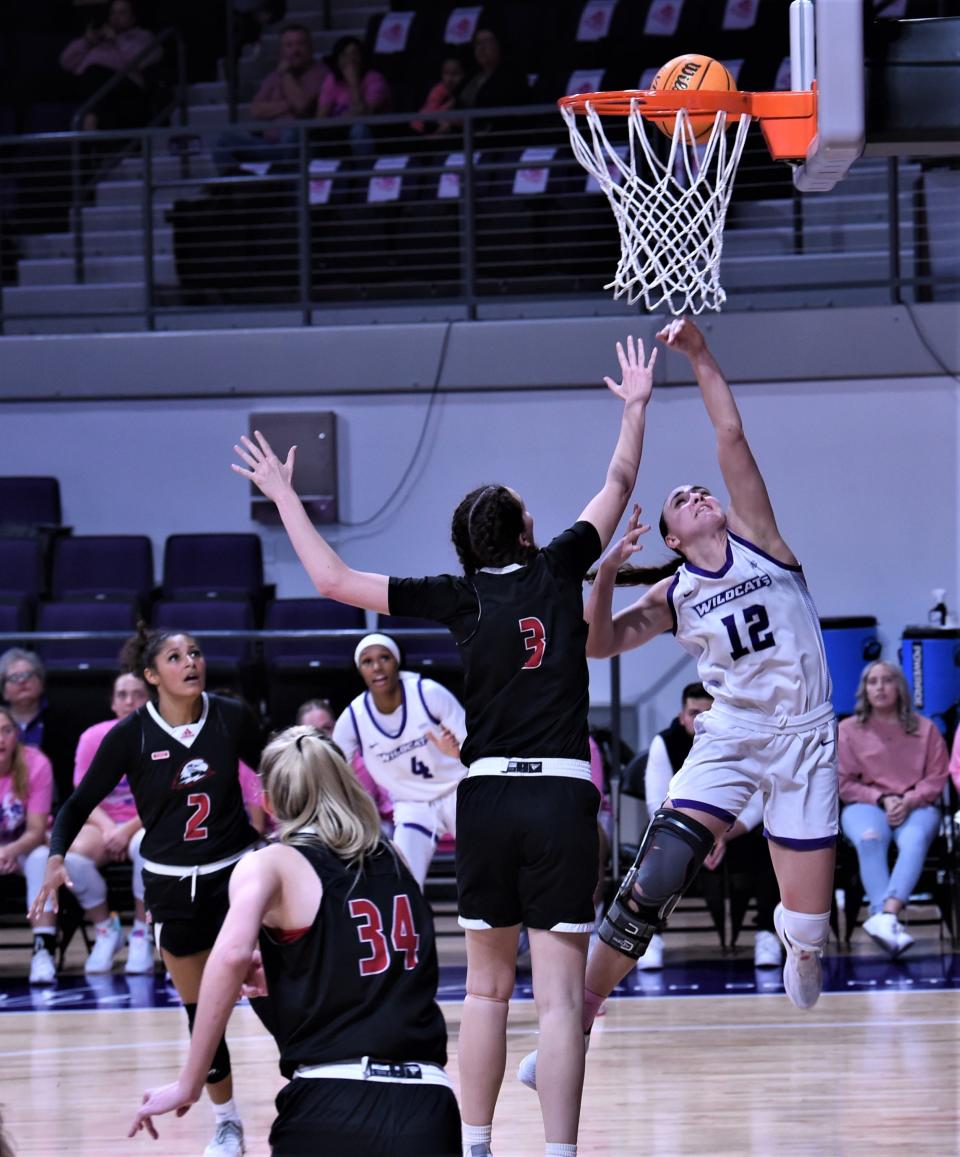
top-left (721, 604), bottom-right (776, 661)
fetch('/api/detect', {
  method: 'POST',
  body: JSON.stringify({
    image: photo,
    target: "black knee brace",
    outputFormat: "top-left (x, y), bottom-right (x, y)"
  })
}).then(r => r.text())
top-left (183, 1001), bottom-right (232, 1084)
top-left (599, 808), bottom-right (716, 960)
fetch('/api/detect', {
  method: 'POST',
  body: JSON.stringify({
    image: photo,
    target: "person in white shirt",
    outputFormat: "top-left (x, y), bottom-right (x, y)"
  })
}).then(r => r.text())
top-left (332, 634), bottom-right (467, 888)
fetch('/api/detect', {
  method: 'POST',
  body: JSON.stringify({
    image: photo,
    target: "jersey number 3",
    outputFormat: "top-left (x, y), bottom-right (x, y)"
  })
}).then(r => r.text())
top-left (519, 617), bottom-right (546, 669)
top-left (183, 793), bottom-right (210, 841)
top-left (349, 895), bottom-right (421, 976)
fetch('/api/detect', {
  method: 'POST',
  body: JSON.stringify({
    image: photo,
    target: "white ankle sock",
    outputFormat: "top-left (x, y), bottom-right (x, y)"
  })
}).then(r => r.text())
top-left (212, 1098), bottom-right (240, 1124)
top-left (546, 1145), bottom-right (577, 1156)
top-left (463, 1122), bottom-right (492, 1155)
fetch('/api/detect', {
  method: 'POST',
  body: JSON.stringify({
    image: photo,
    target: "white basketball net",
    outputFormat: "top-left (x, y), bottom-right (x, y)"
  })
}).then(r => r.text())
top-left (561, 100), bottom-right (752, 314)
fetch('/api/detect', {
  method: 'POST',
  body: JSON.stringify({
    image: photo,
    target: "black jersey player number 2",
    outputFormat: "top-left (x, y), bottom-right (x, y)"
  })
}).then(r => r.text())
top-left (721, 604), bottom-right (776, 661)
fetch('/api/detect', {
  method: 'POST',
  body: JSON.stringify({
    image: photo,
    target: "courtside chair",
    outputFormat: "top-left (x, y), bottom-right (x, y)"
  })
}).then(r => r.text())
top-left (51, 534), bottom-right (155, 610)
top-left (35, 599), bottom-right (139, 670)
top-left (161, 533), bottom-right (272, 620)
top-left (0, 537), bottom-right (45, 613)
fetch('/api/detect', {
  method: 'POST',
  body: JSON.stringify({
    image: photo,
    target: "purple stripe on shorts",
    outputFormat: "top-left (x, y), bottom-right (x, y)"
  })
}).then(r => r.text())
top-left (669, 798), bottom-right (736, 823)
top-left (398, 822), bottom-right (437, 842)
top-left (764, 829), bottom-right (838, 849)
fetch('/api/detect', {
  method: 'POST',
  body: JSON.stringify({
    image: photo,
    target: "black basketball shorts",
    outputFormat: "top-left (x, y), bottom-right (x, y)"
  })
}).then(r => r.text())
top-left (143, 861), bottom-right (235, 958)
top-left (455, 775), bottom-right (600, 931)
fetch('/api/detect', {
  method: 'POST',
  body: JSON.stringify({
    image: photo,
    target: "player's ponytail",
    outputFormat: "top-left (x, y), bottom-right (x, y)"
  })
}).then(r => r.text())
top-left (586, 556), bottom-right (683, 586)
top-left (260, 726), bottom-right (382, 865)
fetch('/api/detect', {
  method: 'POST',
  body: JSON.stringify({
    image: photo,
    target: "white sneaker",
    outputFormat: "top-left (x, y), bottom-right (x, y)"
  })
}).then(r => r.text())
top-left (29, 947), bottom-right (56, 985)
top-left (204, 1120), bottom-right (245, 1157)
top-left (635, 933), bottom-right (664, 971)
top-left (773, 904), bottom-right (823, 1010)
top-left (124, 927), bottom-right (155, 974)
top-left (517, 1032), bottom-right (590, 1093)
top-left (754, 929), bottom-right (785, 968)
top-left (85, 914), bottom-right (124, 974)
top-left (863, 911), bottom-right (914, 958)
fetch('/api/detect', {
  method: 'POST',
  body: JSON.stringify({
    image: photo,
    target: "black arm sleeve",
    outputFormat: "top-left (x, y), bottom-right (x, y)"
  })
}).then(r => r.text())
top-left (48, 722), bottom-right (132, 857)
top-left (237, 702), bottom-right (264, 771)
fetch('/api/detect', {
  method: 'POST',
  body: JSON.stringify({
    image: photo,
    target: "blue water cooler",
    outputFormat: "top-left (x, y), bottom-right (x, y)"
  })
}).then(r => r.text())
top-left (820, 616), bottom-right (881, 717)
top-left (899, 626), bottom-right (960, 734)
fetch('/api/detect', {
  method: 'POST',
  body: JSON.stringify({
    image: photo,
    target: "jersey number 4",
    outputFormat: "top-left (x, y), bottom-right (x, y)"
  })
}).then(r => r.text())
top-left (721, 604), bottom-right (776, 661)
top-left (349, 895), bottom-right (421, 976)
top-left (183, 793), bottom-right (210, 841)
top-left (519, 616), bottom-right (546, 669)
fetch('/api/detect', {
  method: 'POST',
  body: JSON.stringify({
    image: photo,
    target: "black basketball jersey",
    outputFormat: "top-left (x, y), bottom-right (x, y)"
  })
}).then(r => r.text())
top-left (389, 521), bottom-right (601, 765)
top-left (258, 841), bottom-right (447, 1078)
top-left (50, 694), bottom-right (261, 866)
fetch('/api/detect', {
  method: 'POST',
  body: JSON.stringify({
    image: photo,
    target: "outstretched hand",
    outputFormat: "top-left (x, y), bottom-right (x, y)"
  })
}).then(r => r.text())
top-left (128, 1080), bottom-right (200, 1140)
top-left (231, 431), bottom-right (297, 504)
top-left (426, 724), bottom-right (461, 760)
top-left (604, 335), bottom-right (657, 407)
top-left (600, 505), bottom-right (650, 572)
top-left (28, 857), bottom-right (72, 921)
top-left (656, 317), bottom-right (708, 359)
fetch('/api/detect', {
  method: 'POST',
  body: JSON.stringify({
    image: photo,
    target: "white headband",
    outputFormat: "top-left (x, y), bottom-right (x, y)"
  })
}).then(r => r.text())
top-left (354, 633), bottom-right (401, 669)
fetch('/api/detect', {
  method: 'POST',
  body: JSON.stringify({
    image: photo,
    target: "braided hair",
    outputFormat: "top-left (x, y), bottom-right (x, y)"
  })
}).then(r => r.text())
top-left (451, 484), bottom-right (536, 576)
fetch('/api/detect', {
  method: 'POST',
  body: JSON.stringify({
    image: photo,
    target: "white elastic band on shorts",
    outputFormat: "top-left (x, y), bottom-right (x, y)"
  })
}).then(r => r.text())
top-left (468, 757), bottom-right (592, 782)
top-left (708, 700), bottom-right (836, 735)
top-left (141, 843), bottom-right (258, 902)
top-left (293, 1058), bottom-right (452, 1089)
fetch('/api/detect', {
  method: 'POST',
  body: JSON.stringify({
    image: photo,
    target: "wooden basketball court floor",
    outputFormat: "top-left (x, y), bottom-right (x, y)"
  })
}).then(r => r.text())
top-left (1, 923), bottom-right (958, 1156)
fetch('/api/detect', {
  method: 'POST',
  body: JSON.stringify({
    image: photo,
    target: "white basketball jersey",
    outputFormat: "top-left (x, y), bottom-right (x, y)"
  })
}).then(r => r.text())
top-left (333, 672), bottom-right (467, 804)
top-left (669, 532), bottom-right (831, 717)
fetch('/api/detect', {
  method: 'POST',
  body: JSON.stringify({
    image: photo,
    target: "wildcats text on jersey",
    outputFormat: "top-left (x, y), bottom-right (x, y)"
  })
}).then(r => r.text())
top-left (691, 572), bottom-right (771, 619)
top-left (379, 735), bottom-right (431, 763)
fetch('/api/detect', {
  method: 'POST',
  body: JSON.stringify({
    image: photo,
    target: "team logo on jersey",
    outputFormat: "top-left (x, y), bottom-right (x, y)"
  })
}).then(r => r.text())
top-left (691, 573), bottom-right (771, 618)
top-left (171, 758), bottom-right (213, 790)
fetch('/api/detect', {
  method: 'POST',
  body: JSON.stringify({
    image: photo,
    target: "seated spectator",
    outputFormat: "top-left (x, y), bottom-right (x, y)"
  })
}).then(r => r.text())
top-left (316, 36), bottom-right (392, 158)
top-left (950, 725), bottom-right (960, 793)
top-left (411, 54), bottom-right (467, 137)
top-left (213, 23), bottom-right (327, 174)
top-left (0, 648), bottom-right (74, 805)
top-left (67, 669), bottom-right (155, 974)
top-left (839, 661), bottom-right (948, 957)
top-left (642, 683), bottom-right (783, 970)
top-left (458, 25), bottom-right (530, 113)
top-left (59, 0), bottom-right (159, 131)
top-left (0, 706), bottom-right (116, 985)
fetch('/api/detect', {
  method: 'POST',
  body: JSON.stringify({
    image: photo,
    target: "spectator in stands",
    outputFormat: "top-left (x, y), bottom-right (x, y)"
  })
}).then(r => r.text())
top-left (0, 705), bottom-right (118, 986)
top-left (0, 649), bottom-right (73, 805)
top-left (213, 23), bottom-right (327, 175)
top-left (411, 54), bottom-right (467, 137)
top-left (314, 35), bottom-right (392, 157)
top-left (459, 25), bottom-right (530, 113)
top-left (642, 683), bottom-right (783, 970)
top-left (67, 670), bottom-right (155, 975)
top-left (59, 0), bottom-right (159, 131)
top-left (839, 660), bottom-right (949, 958)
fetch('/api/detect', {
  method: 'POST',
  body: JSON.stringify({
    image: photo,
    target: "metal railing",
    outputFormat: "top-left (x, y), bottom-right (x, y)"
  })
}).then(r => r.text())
top-left (0, 104), bottom-right (957, 332)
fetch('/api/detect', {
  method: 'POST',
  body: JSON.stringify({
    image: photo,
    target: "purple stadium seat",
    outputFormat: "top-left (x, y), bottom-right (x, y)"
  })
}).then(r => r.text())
top-left (35, 600), bottom-right (139, 670)
top-left (0, 599), bottom-right (31, 635)
top-left (161, 533), bottom-right (264, 604)
top-left (264, 599), bottom-right (365, 670)
top-left (0, 476), bottom-right (61, 529)
top-left (152, 599), bottom-right (255, 665)
top-left (51, 535), bottom-right (154, 603)
top-left (0, 538), bottom-right (45, 605)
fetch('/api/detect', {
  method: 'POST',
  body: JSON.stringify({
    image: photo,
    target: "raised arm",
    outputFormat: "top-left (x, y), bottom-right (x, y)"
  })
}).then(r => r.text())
top-left (577, 336), bottom-right (657, 551)
top-left (585, 515), bottom-right (674, 658)
top-left (129, 854), bottom-right (280, 1139)
top-left (233, 431), bottom-right (390, 613)
top-left (657, 318), bottom-right (794, 562)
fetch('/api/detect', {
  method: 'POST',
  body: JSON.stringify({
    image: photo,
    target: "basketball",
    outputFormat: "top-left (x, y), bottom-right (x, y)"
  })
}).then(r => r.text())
top-left (649, 53), bottom-right (737, 144)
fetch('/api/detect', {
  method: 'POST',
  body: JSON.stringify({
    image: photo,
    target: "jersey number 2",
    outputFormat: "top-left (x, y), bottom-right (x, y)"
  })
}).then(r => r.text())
top-left (349, 895), bottom-right (421, 976)
top-left (184, 793), bottom-right (210, 841)
top-left (519, 617), bottom-right (546, 669)
top-left (721, 604), bottom-right (776, 661)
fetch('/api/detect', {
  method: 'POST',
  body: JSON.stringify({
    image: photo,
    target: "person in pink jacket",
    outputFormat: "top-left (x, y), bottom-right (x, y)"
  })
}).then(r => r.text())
top-left (839, 660), bottom-right (948, 957)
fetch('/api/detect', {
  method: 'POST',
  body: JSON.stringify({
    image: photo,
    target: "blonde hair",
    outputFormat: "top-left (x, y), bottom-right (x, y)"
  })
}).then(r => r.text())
top-left (853, 661), bottom-right (919, 735)
top-left (0, 707), bottom-right (28, 802)
top-left (259, 725), bottom-right (381, 864)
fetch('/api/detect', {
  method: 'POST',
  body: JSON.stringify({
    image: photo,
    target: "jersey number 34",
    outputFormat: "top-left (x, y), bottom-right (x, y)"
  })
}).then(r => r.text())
top-left (349, 895), bottom-right (421, 976)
